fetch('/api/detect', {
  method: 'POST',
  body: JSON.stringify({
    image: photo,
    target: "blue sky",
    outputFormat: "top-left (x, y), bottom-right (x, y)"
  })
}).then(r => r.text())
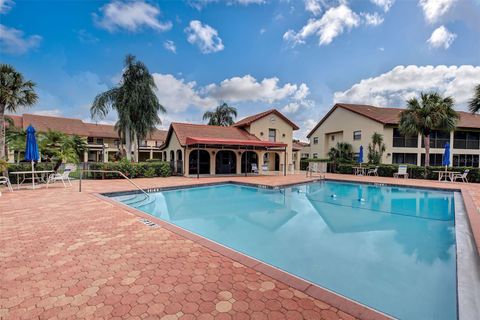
top-left (1, 0), bottom-right (479, 139)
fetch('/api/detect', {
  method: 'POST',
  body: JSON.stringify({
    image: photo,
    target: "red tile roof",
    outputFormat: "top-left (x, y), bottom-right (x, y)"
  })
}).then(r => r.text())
top-left (233, 109), bottom-right (299, 130)
top-left (165, 122), bottom-right (260, 148)
top-left (7, 113), bottom-right (167, 141)
top-left (307, 103), bottom-right (480, 137)
top-left (292, 141), bottom-right (309, 150)
top-left (185, 137), bottom-right (287, 148)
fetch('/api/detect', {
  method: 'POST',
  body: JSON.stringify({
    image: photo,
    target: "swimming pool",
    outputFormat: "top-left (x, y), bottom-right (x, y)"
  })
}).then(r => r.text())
top-left (111, 181), bottom-right (457, 320)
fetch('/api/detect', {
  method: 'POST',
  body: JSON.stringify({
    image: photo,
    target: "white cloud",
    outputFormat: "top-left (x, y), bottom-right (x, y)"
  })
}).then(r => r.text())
top-left (283, 4), bottom-right (360, 46)
top-left (152, 73), bottom-right (217, 113)
top-left (370, 0), bottom-right (395, 12)
top-left (333, 65), bottom-right (480, 110)
top-left (185, 20), bottom-right (224, 54)
top-left (205, 75), bottom-right (309, 103)
top-left (427, 25), bottom-right (456, 49)
top-left (93, 0), bottom-right (171, 32)
top-left (163, 40), bottom-right (176, 53)
top-left (0, 24), bottom-right (41, 54)
top-left (362, 12), bottom-right (384, 26)
top-left (0, 0), bottom-right (14, 14)
top-left (189, 0), bottom-right (265, 10)
top-left (305, 0), bottom-right (324, 16)
top-left (419, 0), bottom-right (457, 23)
top-left (282, 102), bottom-right (301, 114)
top-left (31, 109), bottom-right (64, 117)
top-left (77, 29), bottom-right (99, 44)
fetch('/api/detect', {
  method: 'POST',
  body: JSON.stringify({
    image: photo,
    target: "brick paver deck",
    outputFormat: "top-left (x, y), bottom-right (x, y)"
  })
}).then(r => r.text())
top-left (1, 174), bottom-right (479, 320)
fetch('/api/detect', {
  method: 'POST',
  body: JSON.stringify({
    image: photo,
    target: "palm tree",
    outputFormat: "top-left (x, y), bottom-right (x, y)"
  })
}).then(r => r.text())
top-left (91, 54), bottom-right (165, 161)
top-left (328, 142), bottom-right (354, 163)
top-left (0, 64), bottom-right (38, 159)
top-left (468, 84), bottom-right (480, 113)
top-left (39, 130), bottom-right (84, 171)
top-left (399, 92), bottom-right (459, 167)
top-left (367, 132), bottom-right (386, 164)
top-left (202, 102), bottom-right (237, 126)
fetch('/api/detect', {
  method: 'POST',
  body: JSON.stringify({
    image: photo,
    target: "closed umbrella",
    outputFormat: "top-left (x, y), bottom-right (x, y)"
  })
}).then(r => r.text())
top-left (442, 142), bottom-right (450, 172)
top-left (357, 145), bottom-right (364, 165)
top-left (24, 125), bottom-right (39, 189)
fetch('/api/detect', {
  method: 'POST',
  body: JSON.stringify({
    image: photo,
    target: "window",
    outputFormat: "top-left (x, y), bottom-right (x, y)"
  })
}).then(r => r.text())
top-left (87, 137), bottom-right (94, 144)
top-left (421, 154), bottom-right (444, 166)
top-left (453, 154), bottom-right (479, 167)
top-left (269, 129), bottom-right (276, 142)
top-left (454, 131), bottom-right (480, 149)
top-left (114, 139), bottom-right (120, 147)
top-left (393, 128), bottom-right (418, 148)
top-left (422, 130), bottom-right (450, 149)
top-left (353, 130), bottom-right (361, 140)
top-left (313, 153), bottom-right (318, 159)
top-left (331, 135), bottom-right (335, 141)
top-left (313, 137), bottom-right (318, 144)
top-left (392, 153), bottom-right (417, 165)
top-left (140, 140), bottom-right (148, 147)
top-left (301, 153), bottom-right (309, 159)
top-left (96, 138), bottom-right (103, 145)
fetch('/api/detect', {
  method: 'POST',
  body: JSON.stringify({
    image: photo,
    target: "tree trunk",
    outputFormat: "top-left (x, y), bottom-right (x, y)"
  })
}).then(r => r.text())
top-left (125, 126), bottom-right (132, 161)
top-left (424, 134), bottom-right (430, 167)
top-left (133, 132), bottom-right (139, 162)
top-left (0, 105), bottom-right (5, 160)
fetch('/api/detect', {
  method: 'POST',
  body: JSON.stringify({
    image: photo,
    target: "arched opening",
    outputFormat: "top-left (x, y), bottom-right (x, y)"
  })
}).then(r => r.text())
top-left (176, 150), bottom-right (183, 175)
top-left (264, 152), bottom-right (280, 171)
top-left (189, 150), bottom-right (210, 175)
top-left (241, 151), bottom-right (258, 173)
top-left (215, 150), bottom-right (237, 174)
top-left (170, 150), bottom-right (175, 162)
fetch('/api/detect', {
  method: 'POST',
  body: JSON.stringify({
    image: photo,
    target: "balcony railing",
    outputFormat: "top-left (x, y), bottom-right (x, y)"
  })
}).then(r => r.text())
top-left (393, 137), bottom-right (418, 148)
top-left (453, 139), bottom-right (480, 150)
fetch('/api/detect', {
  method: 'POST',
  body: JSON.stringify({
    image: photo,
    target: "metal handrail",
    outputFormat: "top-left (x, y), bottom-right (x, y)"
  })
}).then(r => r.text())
top-left (78, 169), bottom-right (149, 198)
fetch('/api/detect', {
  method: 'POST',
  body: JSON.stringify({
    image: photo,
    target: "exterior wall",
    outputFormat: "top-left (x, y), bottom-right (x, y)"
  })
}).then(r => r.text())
top-left (309, 107), bottom-right (480, 167)
top-left (309, 107), bottom-right (384, 159)
top-left (244, 114), bottom-right (293, 172)
top-left (161, 132), bottom-right (184, 174)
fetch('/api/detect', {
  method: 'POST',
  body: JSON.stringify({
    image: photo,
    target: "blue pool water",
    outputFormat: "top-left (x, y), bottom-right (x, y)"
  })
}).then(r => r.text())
top-left (112, 181), bottom-right (457, 320)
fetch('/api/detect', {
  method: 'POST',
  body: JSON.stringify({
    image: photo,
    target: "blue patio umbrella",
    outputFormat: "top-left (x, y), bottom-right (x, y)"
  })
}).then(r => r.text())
top-left (442, 142), bottom-right (450, 171)
top-left (25, 125), bottom-right (39, 188)
top-left (357, 145), bottom-right (364, 165)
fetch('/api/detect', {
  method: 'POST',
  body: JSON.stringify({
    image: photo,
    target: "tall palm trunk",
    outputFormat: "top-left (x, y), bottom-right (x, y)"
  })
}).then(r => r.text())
top-left (0, 105), bottom-right (6, 159)
top-left (423, 134), bottom-right (430, 167)
top-left (125, 126), bottom-right (132, 161)
top-left (133, 132), bottom-right (139, 162)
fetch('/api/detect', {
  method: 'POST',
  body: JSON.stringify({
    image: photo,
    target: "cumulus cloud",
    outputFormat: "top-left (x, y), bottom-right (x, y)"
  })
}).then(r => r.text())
top-left (371, 0), bottom-right (395, 12)
top-left (205, 75), bottom-right (309, 103)
top-left (185, 20), bottom-right (224, 53)
top-left (283, 4), bottom-right (360, 46)
top-left (152, 73), bottom-right (217, 113)
top-left (418, 0), bottom-right (458, 23)
top-left (362, 12), bottom-right (384, 26)
top-left (0, 0), bottom-right (14, 14)
top-left (93, 0), bottom-right (171, 32)
top-left (163, 40), bottom-right (176, 53)
top-left (333, 65), bottom-right (480, 110)
top-left (427, 25), bottom-right (456, 49)
top-left (0, 24), bottom-right (41, 54)
top-left (305, 0), bottom-right (324, 16)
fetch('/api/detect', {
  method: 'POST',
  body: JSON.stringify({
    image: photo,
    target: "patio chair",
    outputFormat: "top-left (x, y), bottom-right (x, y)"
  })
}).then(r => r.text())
top-left (452, 169), bottom-right (469, 183)
top-left (0, 176), bottom-right (13, 192)
top-left (251, 163), bottom-right (259, 174)
top-left (393, 165), bottom-right (408, 179)
top-left (367, 166), bottom-right (379, 176)
top-left (46, 164), bottom-right (76, 188)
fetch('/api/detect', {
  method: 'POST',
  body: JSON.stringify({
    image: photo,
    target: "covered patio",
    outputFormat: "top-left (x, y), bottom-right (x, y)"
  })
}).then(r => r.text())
top-left (184, 137), bottom-right (288, 178)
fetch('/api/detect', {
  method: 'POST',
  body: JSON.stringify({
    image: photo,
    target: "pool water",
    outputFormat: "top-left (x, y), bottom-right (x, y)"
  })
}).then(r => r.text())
top-left (112, 181), bottom-right (457, 320)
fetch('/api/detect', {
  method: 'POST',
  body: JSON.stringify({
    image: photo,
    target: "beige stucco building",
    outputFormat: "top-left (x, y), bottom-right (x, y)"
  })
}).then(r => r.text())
top-left (160, 109), bottom-right (300, 176)
top-left (307, 103), bottom-right (480, 167)
top-left (7, 114), bottom-right (167, 163)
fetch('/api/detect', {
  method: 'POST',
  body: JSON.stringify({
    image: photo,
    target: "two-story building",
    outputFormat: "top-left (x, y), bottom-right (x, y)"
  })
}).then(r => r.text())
top-left (6, 113), bottom-right (167, 163)
top-left (307, 103), bottom-right (480, 167)
top-left (160, 109), bottom-right (300, 176)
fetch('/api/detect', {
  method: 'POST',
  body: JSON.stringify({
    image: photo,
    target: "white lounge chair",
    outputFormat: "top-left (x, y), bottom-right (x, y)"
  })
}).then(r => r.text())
top-left (367, 166), bottom-right (379, 176)
top-left (393, 165), bottom-right (408, 179)
top-left (47, 164), bottom-right (76, 188)
top-left (0, 176), bottom-right (13, 192)
top-left (251, 163), bottom-right (259, 174)
top-left (452, 169), bottom-right (469, 183)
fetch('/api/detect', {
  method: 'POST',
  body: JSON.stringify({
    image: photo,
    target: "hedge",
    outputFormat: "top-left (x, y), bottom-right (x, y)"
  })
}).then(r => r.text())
top-left (6, 160), bottom-right (171, 183)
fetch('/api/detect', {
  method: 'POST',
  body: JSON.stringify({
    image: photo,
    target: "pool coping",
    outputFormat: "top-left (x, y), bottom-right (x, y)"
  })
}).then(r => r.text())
top-left (96, 178), bottom-right (480, 320)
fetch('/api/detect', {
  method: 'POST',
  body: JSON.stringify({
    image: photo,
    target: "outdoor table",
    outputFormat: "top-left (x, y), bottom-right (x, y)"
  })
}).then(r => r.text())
top-left (10, 170), bottom-right (54, 190)
top-left (433, 171), bottom-right (460, 182)
top-left (353, 167), bottom-right (367, 176)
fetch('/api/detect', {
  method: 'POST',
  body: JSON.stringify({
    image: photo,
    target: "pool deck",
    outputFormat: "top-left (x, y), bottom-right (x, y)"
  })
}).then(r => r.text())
top-left (1, 173), bottom-right (479, 320)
